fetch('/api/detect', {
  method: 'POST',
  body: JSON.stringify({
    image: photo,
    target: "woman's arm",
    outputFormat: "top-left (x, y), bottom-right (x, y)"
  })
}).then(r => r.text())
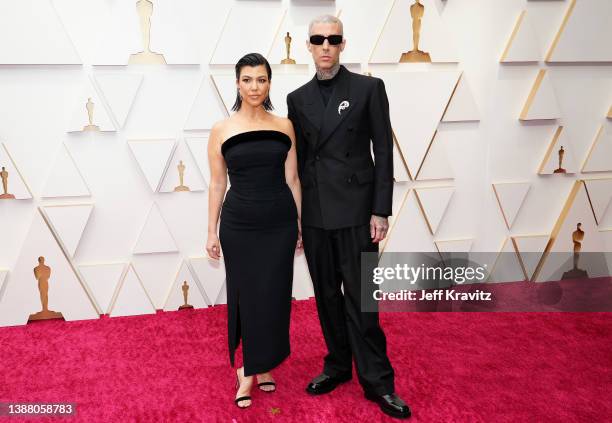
top-left (206, 122), bottom-right (228, 259)
top-left (283, 118), bottom-right (303, 250)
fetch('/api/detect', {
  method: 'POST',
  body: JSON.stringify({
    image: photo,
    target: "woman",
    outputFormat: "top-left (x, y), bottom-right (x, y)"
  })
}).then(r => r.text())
top-left (206, 53), bottom-right (302, 409)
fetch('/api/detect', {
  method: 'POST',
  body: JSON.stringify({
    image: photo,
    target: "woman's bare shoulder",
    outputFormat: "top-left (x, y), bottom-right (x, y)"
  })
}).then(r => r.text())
top-left (211, 118), bottom-right (231, 133)
top-left (211, 117), bottom-right (236, 143)
top-left (269, 114), bottom-right (294, 135)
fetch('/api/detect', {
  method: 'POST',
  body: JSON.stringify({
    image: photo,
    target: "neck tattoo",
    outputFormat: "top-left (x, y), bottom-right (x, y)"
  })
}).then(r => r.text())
top-left (316, 63), bottom-right (341, 80)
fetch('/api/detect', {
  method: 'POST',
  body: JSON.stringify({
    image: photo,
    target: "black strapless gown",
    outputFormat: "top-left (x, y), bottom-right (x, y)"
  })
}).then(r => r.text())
top-left (219, 130), bottom-right (298, 376)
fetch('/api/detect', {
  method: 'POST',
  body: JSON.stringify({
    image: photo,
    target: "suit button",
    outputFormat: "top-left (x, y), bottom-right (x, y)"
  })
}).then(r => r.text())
top-left (345, 152), bottom-right (350, 157)
top-left (315, 155), bottom-right (320, 161)
top-left (347, 177), bottom-right (352, 183)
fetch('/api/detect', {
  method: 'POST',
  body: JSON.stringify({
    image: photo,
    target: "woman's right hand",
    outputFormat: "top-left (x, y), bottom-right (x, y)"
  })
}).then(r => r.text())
top-left (206, 234), bottom-right (221, 260)
top-left (296, 219), bottom-right (303, 251)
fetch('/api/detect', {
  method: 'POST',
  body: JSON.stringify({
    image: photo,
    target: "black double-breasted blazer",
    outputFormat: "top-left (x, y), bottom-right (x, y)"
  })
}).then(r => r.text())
top-left (287, 65), bottom-right (393, 230)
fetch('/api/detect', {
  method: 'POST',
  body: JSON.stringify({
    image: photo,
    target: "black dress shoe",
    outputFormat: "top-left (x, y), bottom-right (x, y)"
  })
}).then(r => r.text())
top-left (364, 391), bottom-right (411, 419)
top-left (305, 373), bottom-right (352, 395)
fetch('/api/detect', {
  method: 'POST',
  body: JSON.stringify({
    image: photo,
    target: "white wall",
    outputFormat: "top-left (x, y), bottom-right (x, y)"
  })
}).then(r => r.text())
top-left (1, 0), bottom-right (611, 326)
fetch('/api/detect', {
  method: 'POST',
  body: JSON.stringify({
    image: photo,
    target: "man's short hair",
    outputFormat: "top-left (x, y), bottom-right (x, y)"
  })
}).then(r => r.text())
top-left (308, 14), bottom-right (344, 36)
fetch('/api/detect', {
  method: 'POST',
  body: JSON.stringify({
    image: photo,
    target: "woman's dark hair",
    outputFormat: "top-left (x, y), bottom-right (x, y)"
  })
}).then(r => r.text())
top-left (231, 53), bottom-right (274, 111)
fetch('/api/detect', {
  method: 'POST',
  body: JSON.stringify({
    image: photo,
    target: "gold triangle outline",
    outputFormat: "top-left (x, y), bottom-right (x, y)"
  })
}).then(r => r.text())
top-left (545, 0), bottom-right (577, 62)
top-left (0, 142), bottom-right (34, 199)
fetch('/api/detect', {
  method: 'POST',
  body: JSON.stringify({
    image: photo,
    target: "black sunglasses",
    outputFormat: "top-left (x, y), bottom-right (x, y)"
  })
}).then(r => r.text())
top-left (309, 34), bottom-right (343, 45)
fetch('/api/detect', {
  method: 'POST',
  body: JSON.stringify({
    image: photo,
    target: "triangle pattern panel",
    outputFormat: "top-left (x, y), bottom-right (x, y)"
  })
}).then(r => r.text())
top-left (583, 178), bottom-right (612, 225)
top-left (212, 72), bottom-right (311, 119)
top-left (41, 143), bottom-right (91, 198)
top-left (380, 182), bottom-right (411, 253)
top-left (416, 131), bottom-right (454, 180)
top-left (142, 0), bottom-right (199, 65)
top-left (435, 238), bottom-right (473, 253)
top-left (186, 137), bottom-right (211, 187)
top-left (519, 69), bottom-right (561, 121)
top-left (128, 138), bottom-right (177, 192)
top-left (581, 123), bottom-right (612, 173)
top-left (0, 0), bottom-right (81, 64)
top-left (546, 0), bottom-right (612, 62)
top-left (159, 141), bottom-right (206, 193)
top-left (132, 254), bottom-right (182, 309)
top-left (52, 0), bottom-right (114, 63)
top-left (210, 5), bottom-right (284, 65)
top-left (441, 73), bottom-right (480, 122)
top-left (189, 257), bottom-right (226, 306)
top-left (383, 189), bottom-right (439, 253)
top-left (0, 143), bottom-right (33, 200)
top-left (0, 210), bottom-right (98, 327)
top-left (487, 237), bottom-right (526, 283)
top-left (78, 263), bottom-right (126, 314)
top-left (292, 252), bottom-right (314, 301)
top-left (392, 136), bottom-right (411, 181)
top-left (500, 10), bottom-right (541, 63)
top-left (599, 204), bottom-right (612, 231)
top-left (379, 191), bottom-right (443, 292)
top-left (133, 202), bottom-right (179, 254)
top-left (267, 5), bottom-right (337, 65)
top-left (414, 186), bottom-right (454, 235)
top-left (538, 126), bottom-right (578, 175)
top-left (67, 80), bottom-right (116, 132)
top-left (0, 270), bottom-right (9, 304)
top-left (336, 0), bottom-right (394, 64)
top-left (164, 260), bottom-right (208, 311)
top-left (41, 204), bottom-right (93, 258)
top-left (109, 264), bottom-right (156, 317)
top-left (379, 70), bottom-right (460, 176)
top-left (512, 235), bottom-right (549, 282)
top-left (184, 75), bottom-right (228, 131)
top-left (370, 0), bottom-right (458, 63)
top-left (492, 182), bottom-right (531, 229)
top-left (54, 0), bottom-right (142, 65)
top-left (214, 281), bottom-right (227, 305)
top-left (93, 0), bottom-right (142, 65)
top-left (93, 73), bottom-right (143, 128)
top-left (533, 181), bottom-right (610, 282)
top-left (261, 72), bottom-right (313, 118)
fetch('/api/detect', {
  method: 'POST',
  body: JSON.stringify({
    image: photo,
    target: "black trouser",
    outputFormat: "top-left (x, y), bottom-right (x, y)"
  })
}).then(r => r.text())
top-left (302, 223), bottom-right (395, 396)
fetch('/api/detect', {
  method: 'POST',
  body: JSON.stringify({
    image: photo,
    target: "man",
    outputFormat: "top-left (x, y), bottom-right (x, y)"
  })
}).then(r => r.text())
top-left (287, 14), bottom-right (411, 419)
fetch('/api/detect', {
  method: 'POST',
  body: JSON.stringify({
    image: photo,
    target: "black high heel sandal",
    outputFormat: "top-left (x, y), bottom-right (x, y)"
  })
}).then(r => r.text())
top-left (257, 374), bottom-right (276, 393)
top-left (257, 381), bottom-right (276, 392)
top-left (234, 369), bottom-right (252, 408)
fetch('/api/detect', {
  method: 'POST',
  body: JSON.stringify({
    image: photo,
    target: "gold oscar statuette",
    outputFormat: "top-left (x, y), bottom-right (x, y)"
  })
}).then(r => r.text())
top-left (179, 281), bottom-right (194, 310)
top-left (553, 145), bottom-right (566, 174)
top-left (173, 160), bottom-right (190, 192)
top-left (562, 223), bottom-right (589, 280)
top-left (28, 257), bottom-right (64, 322)
top-left (0, 166), bottom-right (16, 199)
top-left (400, 0), bottom-right (432, 63)
top-left (281, 32), bottom-right (296, 64)
top-left (83, 97), bottom-right (100, 131)
top-left (129, 0), bottom-right (167, 64)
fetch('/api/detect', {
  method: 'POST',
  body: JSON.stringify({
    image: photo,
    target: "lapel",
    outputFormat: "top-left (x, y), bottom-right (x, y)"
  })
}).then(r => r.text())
top-left (316, 65), bottom-right (356, 150)
top-left (301, 77), bottom-right (325, 135)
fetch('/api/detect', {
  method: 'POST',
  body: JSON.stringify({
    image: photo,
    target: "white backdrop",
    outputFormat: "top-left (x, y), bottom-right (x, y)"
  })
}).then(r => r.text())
top-left (1, 0), bottom-right (611, 326)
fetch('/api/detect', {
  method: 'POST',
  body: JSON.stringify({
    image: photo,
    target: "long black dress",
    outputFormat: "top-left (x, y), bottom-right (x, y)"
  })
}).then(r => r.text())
top-left (219, 129), bottom-right (298, 376)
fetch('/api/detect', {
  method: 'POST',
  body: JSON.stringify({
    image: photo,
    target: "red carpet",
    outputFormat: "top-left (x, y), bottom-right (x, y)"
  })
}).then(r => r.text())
top-left (0, 298), bottom-right (611, 422)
